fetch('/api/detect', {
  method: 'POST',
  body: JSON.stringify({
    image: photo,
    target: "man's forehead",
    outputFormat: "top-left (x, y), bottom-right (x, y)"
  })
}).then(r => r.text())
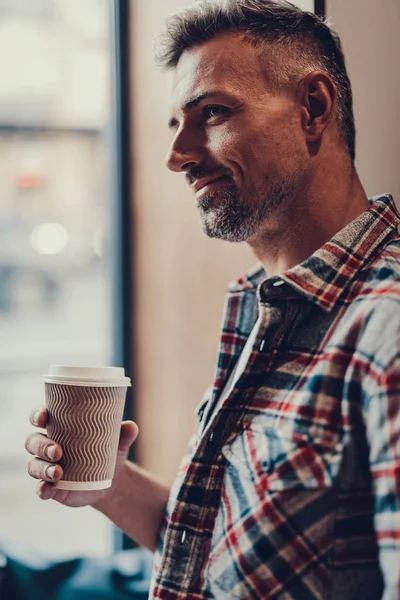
top-left (170, 32), bottom-right (261, 108)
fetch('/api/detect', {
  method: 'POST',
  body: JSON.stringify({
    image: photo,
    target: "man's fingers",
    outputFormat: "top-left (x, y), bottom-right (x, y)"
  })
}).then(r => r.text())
top-left (36, 480), bottom-right (56, 501)
top-left (29, 407), bottom-right (48, 428)
top-left (118, 421), bottom-right (139, 452)
top-left (25, 432), bottom-right (62, 462)
top-left (28, 458), bottom-right (63, 482)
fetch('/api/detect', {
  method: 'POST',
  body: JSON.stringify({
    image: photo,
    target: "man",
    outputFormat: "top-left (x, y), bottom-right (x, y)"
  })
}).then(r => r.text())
top-left (26, 1), bottom-right (400, 598)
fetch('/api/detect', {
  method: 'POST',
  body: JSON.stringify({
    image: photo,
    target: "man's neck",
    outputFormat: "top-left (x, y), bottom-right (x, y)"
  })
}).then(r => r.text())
top-left (247, 165), bottom-right (370, 277)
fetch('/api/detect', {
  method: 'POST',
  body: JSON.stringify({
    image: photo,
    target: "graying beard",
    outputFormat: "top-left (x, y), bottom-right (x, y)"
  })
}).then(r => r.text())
top-left (198, 183), bottom-right (292, 243)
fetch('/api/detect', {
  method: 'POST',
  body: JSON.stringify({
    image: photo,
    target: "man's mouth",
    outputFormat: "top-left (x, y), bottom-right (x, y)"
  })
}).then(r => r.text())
top-left (193, 175), bottom-right (231, 194)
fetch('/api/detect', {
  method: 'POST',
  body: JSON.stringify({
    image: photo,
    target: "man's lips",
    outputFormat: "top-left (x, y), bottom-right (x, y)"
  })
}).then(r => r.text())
top-left (192, 174), bottom-right (230, 193)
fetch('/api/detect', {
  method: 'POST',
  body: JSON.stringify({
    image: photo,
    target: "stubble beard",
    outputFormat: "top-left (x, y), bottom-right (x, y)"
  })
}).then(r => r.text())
top-left (197, 177), bottom-right (301, 243)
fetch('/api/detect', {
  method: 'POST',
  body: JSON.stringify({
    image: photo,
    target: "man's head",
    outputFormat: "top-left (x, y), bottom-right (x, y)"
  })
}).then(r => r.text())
top-left (158, 0), bottom-right (355, 243)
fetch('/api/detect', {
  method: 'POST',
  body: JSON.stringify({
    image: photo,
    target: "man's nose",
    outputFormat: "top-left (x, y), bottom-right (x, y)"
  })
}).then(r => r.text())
top-left (166, 128), bottom-right (206, 173)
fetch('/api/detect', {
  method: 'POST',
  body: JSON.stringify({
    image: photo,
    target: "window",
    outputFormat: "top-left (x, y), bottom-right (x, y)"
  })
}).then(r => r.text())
top-left (291, 0), bottom-right (315, 11)
top-left (0, 0), bottom-right (116, 559)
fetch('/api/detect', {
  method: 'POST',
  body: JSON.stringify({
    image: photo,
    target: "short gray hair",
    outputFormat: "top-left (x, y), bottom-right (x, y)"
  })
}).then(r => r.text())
top-left (157, 0), bottom-right (356, 164)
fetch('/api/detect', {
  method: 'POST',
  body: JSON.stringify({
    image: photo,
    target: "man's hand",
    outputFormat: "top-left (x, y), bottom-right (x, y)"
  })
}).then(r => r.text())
top-left (25, 407), bottom-right (139, 508)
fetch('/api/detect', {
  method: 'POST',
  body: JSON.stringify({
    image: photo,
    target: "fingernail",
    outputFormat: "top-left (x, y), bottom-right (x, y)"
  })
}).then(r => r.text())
top-left (46, 465), bottom-right (56, 479)
top-left (46, 445), bottom-right (56, 460)
top-left (34, 411), bottom-right (41, 425)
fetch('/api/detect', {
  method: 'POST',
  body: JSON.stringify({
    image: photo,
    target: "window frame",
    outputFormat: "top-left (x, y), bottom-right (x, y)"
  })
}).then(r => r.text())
top-left (315, 0), bottom-right (326, 17)
top-left (111, 0), bottom-right (136, 552)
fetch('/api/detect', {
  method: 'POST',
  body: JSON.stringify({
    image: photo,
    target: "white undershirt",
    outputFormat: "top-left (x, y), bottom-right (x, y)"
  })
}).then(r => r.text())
top-left (202, 315), bottom-right (261, 436)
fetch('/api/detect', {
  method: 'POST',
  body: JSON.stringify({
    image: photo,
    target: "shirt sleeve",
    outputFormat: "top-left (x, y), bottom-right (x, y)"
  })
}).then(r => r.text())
top-left (152, 386), bottom-right (211, 577)
top-left (365, 353), bottom-right (400, 599)
top-left (151, 429), bottom-right (199, 581)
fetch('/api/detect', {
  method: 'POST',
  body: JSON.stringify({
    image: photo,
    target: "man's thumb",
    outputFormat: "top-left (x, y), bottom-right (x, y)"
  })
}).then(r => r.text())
top-left (118, 420), bottom-right (139, 453)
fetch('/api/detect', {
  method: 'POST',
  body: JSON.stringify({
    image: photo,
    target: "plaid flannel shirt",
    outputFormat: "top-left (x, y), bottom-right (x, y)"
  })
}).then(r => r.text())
top-left (149, 194), bottom-right (400, 600)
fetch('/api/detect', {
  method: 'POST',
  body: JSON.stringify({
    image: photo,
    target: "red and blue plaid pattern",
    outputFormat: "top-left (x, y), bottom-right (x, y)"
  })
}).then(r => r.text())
top-left (149, 195), bottom-right (400, 599)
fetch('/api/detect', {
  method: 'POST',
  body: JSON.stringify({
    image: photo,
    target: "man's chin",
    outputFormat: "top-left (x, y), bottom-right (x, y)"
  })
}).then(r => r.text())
top-left (197, 191), bottom-right (219, 213)
top-left (199, 212), bottom-right (253, 243)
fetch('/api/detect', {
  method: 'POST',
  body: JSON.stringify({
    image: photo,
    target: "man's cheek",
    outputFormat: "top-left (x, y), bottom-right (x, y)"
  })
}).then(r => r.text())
top-left (207, 125), bottom-right (247, 154)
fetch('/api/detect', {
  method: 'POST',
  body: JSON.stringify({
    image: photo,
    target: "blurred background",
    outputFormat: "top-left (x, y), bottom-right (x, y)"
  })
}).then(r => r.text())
top-left (0, 0), bottom-right (114, 559)
top-left (0, 0), bottom-right (399, 564)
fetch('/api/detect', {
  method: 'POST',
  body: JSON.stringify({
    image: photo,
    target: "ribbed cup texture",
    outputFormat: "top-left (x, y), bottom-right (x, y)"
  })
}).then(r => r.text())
top-left (45, 383), bottom-right (127, 482)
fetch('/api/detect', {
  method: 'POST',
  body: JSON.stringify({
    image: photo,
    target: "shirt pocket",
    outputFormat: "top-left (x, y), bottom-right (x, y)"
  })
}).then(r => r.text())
top-left (221, 416), bottom-right (343, 493)
top-left (208, 418), bottom-right (343, 599)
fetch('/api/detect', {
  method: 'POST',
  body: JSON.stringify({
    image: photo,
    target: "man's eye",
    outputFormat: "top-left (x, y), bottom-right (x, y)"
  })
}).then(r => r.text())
top-left (203, 106), bottom-right (228, 120)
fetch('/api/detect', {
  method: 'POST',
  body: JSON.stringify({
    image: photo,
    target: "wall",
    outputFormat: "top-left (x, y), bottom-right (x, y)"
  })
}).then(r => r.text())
top-left (327, 0), bottom-right (400, 204)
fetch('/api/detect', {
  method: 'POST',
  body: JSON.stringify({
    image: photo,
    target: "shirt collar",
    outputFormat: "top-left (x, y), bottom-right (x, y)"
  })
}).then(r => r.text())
top-left (230, 194), bottom-right (400, 311)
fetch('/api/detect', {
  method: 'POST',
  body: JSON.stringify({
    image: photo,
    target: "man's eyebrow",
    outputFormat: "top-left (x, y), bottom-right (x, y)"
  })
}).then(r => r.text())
top-left (168, 91), bottom-right (229, 129)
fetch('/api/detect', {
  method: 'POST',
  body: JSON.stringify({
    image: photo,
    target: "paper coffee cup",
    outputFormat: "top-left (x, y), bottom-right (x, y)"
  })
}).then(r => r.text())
top-left (44, 365), bottom-right (132, 491)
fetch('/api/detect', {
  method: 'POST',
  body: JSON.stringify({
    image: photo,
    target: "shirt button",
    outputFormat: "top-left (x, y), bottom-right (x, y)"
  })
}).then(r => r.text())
top-left (259, 339), bottom-right (266, 352)
top-left (272, 280), bottom-right (285, 287)
top-left (181, 530), bottom-right (187, 544)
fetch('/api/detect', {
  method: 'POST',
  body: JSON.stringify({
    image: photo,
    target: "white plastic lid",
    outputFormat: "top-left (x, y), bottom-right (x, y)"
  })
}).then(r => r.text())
top-left (43, 365), bottom-right (131, 387)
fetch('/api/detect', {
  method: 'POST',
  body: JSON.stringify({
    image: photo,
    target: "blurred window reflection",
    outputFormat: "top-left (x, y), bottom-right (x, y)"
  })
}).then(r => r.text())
top-left (292, 0), bottom-right (314, 10)
top-left (0, 0), bottom-right (114, 558)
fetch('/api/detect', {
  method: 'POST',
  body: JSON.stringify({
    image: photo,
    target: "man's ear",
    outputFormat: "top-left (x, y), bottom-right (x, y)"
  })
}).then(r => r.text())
top-left (299, 71), bottom-right (337, 144)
